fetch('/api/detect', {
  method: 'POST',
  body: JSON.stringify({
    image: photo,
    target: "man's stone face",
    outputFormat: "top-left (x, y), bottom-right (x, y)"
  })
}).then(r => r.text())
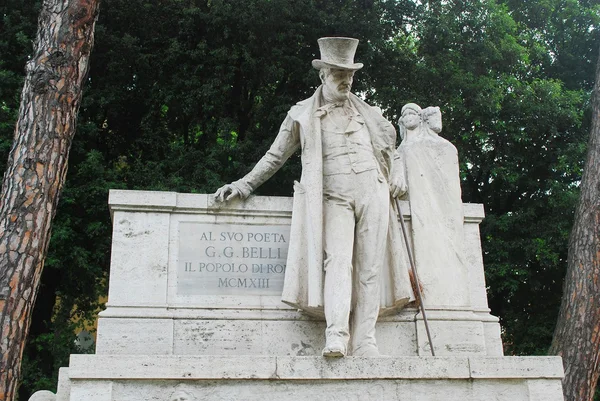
top-left (321, 68), bottom-right (355, 102)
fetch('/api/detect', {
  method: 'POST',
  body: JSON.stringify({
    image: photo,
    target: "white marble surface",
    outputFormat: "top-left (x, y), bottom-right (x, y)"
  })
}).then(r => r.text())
top-left (98, 190), bottom-right (503, 358)
top-left (527, 380), bottom-right (565, 401)
top-left (57, 368), bottom-right (70, 401)
top-left (106, 191), bottom-right (487, 312)
top-left (482, 319), bottom-right (504, 356)
top-left (96, 318), bottom-right (174, 355)
top-left (28, 390), bottom-right (56, 401)
top-left (95, 311), bottom-right (422, 357)
top-left (172, 319), bottom-right (325, 356)
top-left (68, 355), bottom-right (564, 379)
top-left (416, 315), bottom-right (486, 356)
top-left (108, 380), bottom-right (528, 401)
top-left (47, 355), bottom-right (565, 401)
top-left (107, 190), bottom-right (488, 311)
top-left (107, 210), bottom-right (170, 306)
top-left (68, 382), bottom-right (111, 401)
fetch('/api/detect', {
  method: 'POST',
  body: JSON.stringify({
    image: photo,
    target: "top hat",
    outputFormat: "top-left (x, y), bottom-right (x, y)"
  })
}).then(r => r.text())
top-left (312, 37), bottom-right (364, 71)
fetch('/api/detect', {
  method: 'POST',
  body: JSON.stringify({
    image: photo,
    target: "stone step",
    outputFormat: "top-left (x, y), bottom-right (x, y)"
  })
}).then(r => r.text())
top-left (42, 355), bottom-right (564, 401)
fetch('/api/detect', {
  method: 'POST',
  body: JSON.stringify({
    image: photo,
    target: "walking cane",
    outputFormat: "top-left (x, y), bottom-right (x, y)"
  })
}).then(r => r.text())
top-left (395, 198), bottom-right (436, 356)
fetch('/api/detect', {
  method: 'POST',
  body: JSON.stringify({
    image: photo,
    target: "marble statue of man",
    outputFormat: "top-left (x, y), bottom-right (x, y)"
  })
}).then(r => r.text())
top-left (215, 37), bottom-right (414, 357)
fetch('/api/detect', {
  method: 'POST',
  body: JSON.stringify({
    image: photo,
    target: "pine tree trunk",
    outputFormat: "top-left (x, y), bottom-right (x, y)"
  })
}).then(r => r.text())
top-left (0, 1), bottom-right (100, 400)
top-left (549, 46), bottom-right (600, 401)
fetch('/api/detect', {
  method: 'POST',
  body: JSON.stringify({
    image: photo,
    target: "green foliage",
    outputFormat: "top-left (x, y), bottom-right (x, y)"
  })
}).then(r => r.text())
top-left (0, 0), bottom-right (40, 168)
top-left (0, 0), bottom-right (598, 398)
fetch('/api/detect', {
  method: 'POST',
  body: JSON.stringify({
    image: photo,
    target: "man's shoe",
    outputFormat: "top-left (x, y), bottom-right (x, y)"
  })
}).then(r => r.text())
top-left (322, 342), bottom-right (346, 357)
top-left (353, 346), bottom-right (380, 357)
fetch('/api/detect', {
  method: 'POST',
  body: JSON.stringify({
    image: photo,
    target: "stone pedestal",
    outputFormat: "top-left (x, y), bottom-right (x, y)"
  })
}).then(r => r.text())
top-left (59, 355), bottom-right (563, 401)
top-left (31, 190), bottom-right (564, 400)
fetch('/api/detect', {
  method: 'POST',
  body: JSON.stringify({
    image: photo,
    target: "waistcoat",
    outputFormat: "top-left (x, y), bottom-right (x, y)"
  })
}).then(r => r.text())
top-left (320, 105), bottom-right (377, 176)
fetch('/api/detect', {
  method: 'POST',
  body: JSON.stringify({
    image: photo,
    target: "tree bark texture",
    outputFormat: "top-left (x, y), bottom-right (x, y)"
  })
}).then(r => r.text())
top-left (549, 46), bottom-right (600, 401)
top-left (0, 1), bottom-right (100, 400)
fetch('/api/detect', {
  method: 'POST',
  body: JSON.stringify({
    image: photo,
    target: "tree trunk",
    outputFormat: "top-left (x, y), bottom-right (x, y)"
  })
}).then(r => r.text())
top-left (549, 46), bottom-right (600, 401)
top-left (0, 1), bottom-right (100, 400)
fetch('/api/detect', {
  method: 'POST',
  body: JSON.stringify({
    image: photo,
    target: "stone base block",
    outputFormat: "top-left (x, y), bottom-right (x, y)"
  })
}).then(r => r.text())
top-left (96, 307), bottom-right (504, 357)
top-left (415, 310), bottom-right (503, 356)
top-left (43, 355), bottom-right (564, 401)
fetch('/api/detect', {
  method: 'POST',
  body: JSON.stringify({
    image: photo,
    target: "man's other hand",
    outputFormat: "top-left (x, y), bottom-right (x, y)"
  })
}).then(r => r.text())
top-left (389, 177), bottom-right (408, 199)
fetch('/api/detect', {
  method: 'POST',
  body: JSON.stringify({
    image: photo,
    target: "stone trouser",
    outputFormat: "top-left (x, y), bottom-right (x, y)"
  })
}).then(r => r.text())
top-left (323, 168), bottom-right (389, 356)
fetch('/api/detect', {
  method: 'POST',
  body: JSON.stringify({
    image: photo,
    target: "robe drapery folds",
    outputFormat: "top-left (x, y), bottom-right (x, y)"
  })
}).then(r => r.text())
top-left (395, 124), bottom-right (468, 307)
top-left (233, 86), bottom-right (414, 318)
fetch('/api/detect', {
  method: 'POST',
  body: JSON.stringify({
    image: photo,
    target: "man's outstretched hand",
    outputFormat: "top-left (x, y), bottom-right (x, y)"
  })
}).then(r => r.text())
top-left (214, 184), bottom-right (242, 202)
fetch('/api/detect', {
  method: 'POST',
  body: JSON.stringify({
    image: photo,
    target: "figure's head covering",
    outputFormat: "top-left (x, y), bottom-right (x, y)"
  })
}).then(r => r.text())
top-left (398, 103), bottom-right (423, 141)
top-left (312, 37), bottom-right (364, 71)
top-left (423, 106), bottom-right (442, 134)
top-left (401, 103), bottom-right (422, 115)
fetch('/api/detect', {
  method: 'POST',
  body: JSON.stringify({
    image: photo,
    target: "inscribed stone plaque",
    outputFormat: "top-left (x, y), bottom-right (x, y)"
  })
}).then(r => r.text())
top-left (178, 222), bottom-right (290, 296)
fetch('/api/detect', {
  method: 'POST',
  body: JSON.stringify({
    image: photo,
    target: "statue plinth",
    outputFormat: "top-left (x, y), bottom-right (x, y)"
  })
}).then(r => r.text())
top-left (30, 190), bottom-right (564, 400)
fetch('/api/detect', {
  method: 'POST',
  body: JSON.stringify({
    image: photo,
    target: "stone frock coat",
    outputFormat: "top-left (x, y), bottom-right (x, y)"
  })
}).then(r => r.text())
top-left (232, 86), bottom-right (414, 318)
